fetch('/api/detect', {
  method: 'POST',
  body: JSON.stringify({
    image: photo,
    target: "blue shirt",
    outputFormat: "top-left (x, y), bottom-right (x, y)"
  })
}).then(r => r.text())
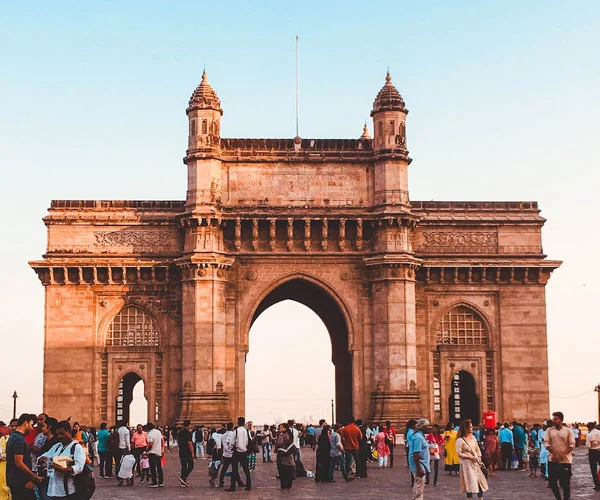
top-left (97, 429), bottom-right (110, 453)
top-left (513, 426), bottom-right (526, 448)
top-left (408, 430), bottom-right (430, 473)
top-left (499, 427), bottom-right (514, 445)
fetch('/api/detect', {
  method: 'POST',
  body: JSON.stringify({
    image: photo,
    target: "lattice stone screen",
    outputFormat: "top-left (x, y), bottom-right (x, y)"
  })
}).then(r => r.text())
top-left (106, 306), bottom-right (159, 346)
top-left (435, 305), bottom-right (488, 345)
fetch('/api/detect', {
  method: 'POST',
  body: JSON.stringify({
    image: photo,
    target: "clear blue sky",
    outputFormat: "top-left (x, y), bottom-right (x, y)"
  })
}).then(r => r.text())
top-left (1, 1), bottom-right (598, 421)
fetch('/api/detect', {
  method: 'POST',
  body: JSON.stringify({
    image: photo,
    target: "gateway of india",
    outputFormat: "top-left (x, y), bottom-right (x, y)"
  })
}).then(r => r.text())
top-left (31, 71), bottom-right (560, 427)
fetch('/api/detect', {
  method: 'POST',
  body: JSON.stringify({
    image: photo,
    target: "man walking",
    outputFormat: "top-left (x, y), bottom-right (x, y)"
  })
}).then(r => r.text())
top-left (586, 422), bottom-right (600, 490)
top-left (146, 422), bottom-right (164, 487)
top-left (329, 424), bottom-right (353, 482)
top-left (409, 419), bottom-right (431, 500)
top-left (227, 417), bottom-right (251, 491)
top-left (178, 420), bottom-right (194, 487)
top-left (544, 411), bottom-right (575, 500)
top-left (499, 423), bottom-right (514, 470)
top-left (219, 423), bottom-right (236, 488)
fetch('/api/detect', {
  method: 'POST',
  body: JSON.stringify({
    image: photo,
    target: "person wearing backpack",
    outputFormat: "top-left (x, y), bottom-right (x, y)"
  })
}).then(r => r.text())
top-left (226, 417), bottom-right (252, 492)
top-left (40, 420), bottom-right (88, 499)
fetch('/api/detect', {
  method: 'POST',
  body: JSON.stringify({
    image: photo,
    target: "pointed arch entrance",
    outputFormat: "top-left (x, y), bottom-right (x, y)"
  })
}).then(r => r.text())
top-left (248, 278), bottom-right (353, 424)
top-left (449, 370), bottom-right (480, 425)
top-left (116, 372), bottom-right (143, 425)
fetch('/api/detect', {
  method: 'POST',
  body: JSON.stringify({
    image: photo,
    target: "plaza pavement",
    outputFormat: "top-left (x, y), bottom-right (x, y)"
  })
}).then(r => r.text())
top-left (93, 445), bottom-right (599, 499)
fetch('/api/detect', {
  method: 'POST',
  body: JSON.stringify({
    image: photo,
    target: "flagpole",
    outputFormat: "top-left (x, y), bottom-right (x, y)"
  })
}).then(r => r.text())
top-left (296, 35), bottom-right (300, 137)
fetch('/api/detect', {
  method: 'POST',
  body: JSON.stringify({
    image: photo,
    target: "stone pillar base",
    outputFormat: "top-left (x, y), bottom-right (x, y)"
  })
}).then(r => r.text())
top-left (178, 391), bottom-right (231, 426)
top-left (369, 390), bottom-right (423, 427)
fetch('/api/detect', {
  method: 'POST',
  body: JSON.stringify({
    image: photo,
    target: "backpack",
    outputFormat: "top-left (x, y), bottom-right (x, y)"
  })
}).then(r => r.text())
top-left (62, 441), bottom-right (96, 500)
top-left (106, 432), bottom-right (120, 453)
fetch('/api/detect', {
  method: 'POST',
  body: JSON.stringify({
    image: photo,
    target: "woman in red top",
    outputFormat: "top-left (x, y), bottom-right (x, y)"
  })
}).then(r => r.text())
top-left (426, 424), bottom-right (445, 486)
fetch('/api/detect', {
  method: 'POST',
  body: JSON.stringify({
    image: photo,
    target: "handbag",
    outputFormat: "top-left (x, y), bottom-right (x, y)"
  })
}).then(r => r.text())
top-left (460, 437), bottom-right (489, 479)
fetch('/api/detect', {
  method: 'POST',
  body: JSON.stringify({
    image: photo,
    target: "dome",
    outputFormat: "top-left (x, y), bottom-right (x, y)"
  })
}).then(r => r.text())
top-left (371, 71), bottom-right (407, 115)
top-left (188, 69), bottom-right (223, 115)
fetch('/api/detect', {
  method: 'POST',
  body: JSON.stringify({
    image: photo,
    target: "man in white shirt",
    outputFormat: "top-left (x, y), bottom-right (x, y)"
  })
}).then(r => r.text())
top-left (218, 423), bottom-right (235, 487)
top-left (146, 422), bottom-right (164, 487)
top-left (544, 411), bottom-right (575, 500)
top-left (586, 422), bottom-right (600, 491)
top-left (226, 417), bottom-right (251, 491)
top-left (115, 421), bottom-right (130, 477)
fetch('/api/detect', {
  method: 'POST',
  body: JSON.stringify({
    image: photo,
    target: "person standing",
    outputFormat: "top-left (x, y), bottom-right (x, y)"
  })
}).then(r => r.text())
top-left (482, 428), bottom-right (500, 477)
top-left (456, 419), bottom-right (489, 499)
top-left (409, 419), bottom-right (431, 500)
top-left (315, 425), bottom-right (331, 482)
top-left (97, 423), bottom-right (111, 478)
top-left (131, 424), bottom-right (148, 476)
top-left (258, 425), bottom-right (272, 463)
top-left (146, 422), bottom-right (164, 488)
top-left (40, 420), bottom-right (86, 499)
top-left (443, 422), bottom-right (459, 476)
top-left (218, 422), bottom-right (236, 488)
top-left (177, 420), bottom-right (194, 487)
top-left (498, 423), bottom-right (514, 471)
top-left (329, 424), bottom-right (352, 481)
top-left (227, 417), bottom-right (251, 491)
top-left (426, 423), bottom-right (444, 486)
top-left (0, 419), bottom-right (17, 500)
top-left (115, 421), bottom-right (130, 477)
top-left (385, 420), bottom-right (396, 468)
top-left (544, 411), bottom-right (575, 500)
top-left (356, 419), bottom-right (369, 479)
top-left (339, 419), bottom-right (361, 477)
top-left (6, 414), bottom-right (41, 500)
top-left (586, 421), bottom-right (600, 491)
top-left (375, 423), bottom-right (390, 469)
top-left (275, 423), bottom-right (295, 490)
top-left (512, 422), bottom-right (526, 470)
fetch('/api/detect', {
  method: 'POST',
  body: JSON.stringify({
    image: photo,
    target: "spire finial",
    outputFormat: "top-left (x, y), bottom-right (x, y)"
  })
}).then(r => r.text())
top-left (360, 122), bottom-right (371, 140)
top-left (385, 69), bottom-right (391, 83)
top-left (202, 67), bottom-right (207, 81)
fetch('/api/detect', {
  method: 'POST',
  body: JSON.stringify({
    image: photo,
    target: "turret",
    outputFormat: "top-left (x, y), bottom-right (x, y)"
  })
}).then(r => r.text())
top-left (186, 69), bottom-right (222, 152)
top-left (370, 71), bottom-right (408, 152)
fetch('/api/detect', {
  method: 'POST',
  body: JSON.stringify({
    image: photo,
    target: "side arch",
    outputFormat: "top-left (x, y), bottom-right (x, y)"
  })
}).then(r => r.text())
top-left (102, 303), bottom-right (161, 347)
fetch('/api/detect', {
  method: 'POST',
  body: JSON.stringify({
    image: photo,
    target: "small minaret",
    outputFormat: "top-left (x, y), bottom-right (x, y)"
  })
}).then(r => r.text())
top-left (186, 69), bottom-right (222, 151)
top-left (370, 71), bottom-right (408, 152)
top-left (184, 70), bottom-right (223, 210)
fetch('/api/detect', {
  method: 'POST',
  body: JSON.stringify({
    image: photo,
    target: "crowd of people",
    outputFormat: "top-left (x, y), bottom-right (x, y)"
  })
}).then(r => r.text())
top-left (0, 410), bottom-right (598, 499)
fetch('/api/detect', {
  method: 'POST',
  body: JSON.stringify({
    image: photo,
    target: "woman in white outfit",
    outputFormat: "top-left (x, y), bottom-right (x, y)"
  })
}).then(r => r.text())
top-left (456, 419), bottom-right (489, 499)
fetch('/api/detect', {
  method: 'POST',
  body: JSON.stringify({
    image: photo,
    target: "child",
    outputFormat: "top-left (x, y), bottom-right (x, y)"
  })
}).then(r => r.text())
top-left (118, 452), bottom-right (136, 486)
top-left (140, 452), bottom-right (150, 484)
top-left (528, 440), bottom-right (539, 477)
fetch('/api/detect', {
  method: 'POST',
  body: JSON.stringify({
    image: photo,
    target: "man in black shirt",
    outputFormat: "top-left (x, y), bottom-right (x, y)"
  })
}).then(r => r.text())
top-left (6, 413), bottom-right (41, 500)
top-left (178, 420), bottom-right (194, 487)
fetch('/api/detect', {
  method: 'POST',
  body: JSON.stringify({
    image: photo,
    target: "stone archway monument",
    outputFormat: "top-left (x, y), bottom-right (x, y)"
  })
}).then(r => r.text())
top-left (31, 70), bottom-right (560, 427)
top-left (178, 70), bottom-right (422, 425)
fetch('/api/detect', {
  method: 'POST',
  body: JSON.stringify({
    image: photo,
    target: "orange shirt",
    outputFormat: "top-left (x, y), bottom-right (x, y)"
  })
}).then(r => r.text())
top-left (132, 431), bottom-right (148, 448)
top-left (339, 423), bottom-right (362, 451)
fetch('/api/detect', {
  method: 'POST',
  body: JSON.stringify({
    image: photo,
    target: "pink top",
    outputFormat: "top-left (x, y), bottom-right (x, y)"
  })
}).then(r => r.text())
top-left (131, 431), bottom-right (148, 448)
top-left (375, 431), bottom-right (390, 457)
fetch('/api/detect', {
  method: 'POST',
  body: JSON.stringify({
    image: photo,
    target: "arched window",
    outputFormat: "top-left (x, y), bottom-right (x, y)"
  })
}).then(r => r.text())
top-left (106, 306), bottom-right (159, 347)
top-left (435, 305), bottom-right (488, 345)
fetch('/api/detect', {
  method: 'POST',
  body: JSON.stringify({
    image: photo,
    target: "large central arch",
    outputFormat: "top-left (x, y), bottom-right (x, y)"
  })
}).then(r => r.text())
top-left (248, 277), bottom-right (353, 424)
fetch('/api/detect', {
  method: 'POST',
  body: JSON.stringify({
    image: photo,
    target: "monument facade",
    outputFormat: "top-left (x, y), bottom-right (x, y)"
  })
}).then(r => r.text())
top-left (30, 71), bottom-right (560, 426)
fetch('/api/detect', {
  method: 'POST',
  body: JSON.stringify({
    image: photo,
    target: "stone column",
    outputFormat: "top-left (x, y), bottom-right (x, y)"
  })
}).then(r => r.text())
top-left (179, 261), bottom-right (232, 425)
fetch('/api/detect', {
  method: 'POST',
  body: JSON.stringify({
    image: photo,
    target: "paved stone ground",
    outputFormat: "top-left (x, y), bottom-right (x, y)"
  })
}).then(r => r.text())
top-left (93, 446), bottom-right (599, 499)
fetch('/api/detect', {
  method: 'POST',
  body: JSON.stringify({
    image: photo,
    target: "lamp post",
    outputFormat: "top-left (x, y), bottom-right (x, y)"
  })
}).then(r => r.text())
top-left (12, 391), bottom-right (18, 419)
top-left (331, 399), bottom-right (334, 425)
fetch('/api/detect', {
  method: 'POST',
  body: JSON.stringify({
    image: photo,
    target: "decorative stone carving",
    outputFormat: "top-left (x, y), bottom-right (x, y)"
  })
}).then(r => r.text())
top-left (246, 270), bottom-right (258, 281)
top-left (421, 231), bottom-right (497, 253)
top-left (94, 231), bottom-right (171, 246)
